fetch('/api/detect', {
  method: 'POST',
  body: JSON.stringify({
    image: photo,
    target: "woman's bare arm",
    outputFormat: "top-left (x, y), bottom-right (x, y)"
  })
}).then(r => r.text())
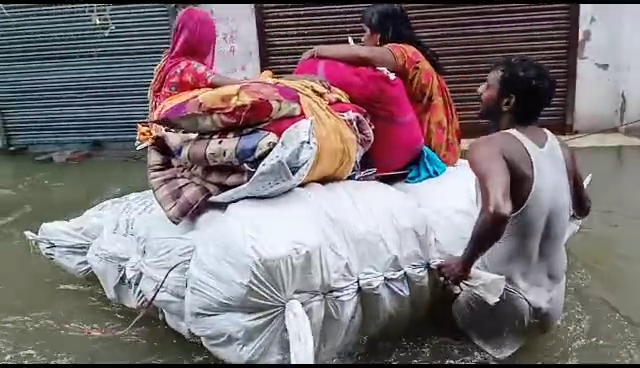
top-left (206, 69), bottom-right (320, 87)
top-left (206, 72), bottom-right (245, 87)
top-left (279, 74), bottom-right (331, 89)
top-left (301, 44), bottom-right (398, 72)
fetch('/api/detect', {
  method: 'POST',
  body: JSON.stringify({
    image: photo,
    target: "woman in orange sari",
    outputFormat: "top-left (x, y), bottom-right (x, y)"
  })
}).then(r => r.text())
top-left (299, 4), bottom-right (461, 166)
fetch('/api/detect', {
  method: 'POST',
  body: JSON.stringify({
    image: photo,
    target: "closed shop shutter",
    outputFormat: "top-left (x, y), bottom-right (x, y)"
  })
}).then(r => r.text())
top-left (256, 4), bottom-right (578, 138)
top-left (0, 4), bottom-right (172, 149)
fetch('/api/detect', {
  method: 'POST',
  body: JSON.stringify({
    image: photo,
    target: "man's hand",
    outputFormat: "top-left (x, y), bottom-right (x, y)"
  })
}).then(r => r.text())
top-left (437, 256), bottom-right (471, 286)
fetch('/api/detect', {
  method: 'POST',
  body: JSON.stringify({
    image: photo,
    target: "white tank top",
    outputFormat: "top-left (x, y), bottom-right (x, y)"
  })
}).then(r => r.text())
top-left (478, 128), bottom-right (572, 318)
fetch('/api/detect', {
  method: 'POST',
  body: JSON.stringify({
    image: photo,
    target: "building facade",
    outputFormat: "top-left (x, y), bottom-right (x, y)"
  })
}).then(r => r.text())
top-left (574, 4), bottom-right (640, 136)
top-left (256, 4), bottom-right (578, 138)
top-left (0, 4), bottom-right (629, 151)
top-left (0, 4), bottom-right (172, 151)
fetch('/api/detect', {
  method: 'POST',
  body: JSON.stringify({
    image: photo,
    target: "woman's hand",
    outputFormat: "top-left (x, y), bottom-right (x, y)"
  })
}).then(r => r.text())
top-left (280, 74), bottom-right (332, 90)
top-left (300, 76), bottom-right (332, 90)
top-left (299, 47), bottom-right (319, 64)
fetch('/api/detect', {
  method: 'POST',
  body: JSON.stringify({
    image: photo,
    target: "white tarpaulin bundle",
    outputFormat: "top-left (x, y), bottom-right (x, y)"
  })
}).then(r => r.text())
top-left (23, 161), bottom-right (586, 364)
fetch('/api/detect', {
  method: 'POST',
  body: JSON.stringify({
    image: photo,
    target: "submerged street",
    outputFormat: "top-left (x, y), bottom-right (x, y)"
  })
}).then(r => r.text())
top-left (0, 146), bottom-right (638, 364)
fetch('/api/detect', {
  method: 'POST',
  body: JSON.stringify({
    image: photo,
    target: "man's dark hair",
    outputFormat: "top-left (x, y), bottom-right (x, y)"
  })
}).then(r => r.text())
top-left (362, 4), bottom-right (444, 75)
top-left (491, 56), bottom-right (556, 125)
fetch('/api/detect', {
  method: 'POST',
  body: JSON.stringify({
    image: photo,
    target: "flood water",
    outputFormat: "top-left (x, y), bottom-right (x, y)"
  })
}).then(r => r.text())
top-left (0, 147), bottom-right (638, 364)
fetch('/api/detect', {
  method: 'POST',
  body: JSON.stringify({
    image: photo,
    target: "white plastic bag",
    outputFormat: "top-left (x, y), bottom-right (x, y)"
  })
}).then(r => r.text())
top-left (24, 181), bottom-right (437, 364)
top-left (184, 180), bottom-right (435, 363)
top-left (24, 192), bottom-right (149, 277)
top-left (85, 191), bottom-right (161, 309)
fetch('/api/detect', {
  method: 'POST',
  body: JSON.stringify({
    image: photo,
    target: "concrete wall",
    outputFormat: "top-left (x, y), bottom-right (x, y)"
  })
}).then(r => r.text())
top-left (197, 4), bottom-right (261, 79)
top-left (574, 4), bottom-right (640, 133)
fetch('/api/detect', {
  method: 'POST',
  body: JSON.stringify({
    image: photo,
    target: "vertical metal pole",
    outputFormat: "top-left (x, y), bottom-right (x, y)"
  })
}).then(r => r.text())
top-left (564, 4), bottom-right (580, 135)
top-left (168, 5), bottom-right (178, 28)
top-left (253, 4), bottom-right (267, 72)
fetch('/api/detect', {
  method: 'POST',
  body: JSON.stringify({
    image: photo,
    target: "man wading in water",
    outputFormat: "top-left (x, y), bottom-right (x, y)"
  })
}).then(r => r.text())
top-left (437, 56), bottom-right (592, 358)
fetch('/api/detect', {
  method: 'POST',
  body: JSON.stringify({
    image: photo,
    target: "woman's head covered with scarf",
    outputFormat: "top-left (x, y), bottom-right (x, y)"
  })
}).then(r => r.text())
top-left (148, 7), bottom-right (218, 113)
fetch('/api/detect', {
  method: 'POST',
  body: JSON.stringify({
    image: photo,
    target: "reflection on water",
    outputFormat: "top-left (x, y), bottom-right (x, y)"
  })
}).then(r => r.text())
top-left (0, 147), bottom-right (638, 363)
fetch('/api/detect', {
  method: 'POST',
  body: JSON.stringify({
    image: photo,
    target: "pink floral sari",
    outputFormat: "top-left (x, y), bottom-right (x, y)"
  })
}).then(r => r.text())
top-left (295, 58), bottom-right (424, 174)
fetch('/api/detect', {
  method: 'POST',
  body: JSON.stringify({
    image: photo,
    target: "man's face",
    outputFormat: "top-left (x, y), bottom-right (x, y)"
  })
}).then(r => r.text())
top-left (477, 70), bottom-right (504, 130)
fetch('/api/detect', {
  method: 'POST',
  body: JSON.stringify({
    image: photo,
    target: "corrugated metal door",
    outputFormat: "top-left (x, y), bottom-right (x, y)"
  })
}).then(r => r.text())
top-left (256, 4), bottom-right (579, 138)
top-left (0, 4), bottom-right (171, 149)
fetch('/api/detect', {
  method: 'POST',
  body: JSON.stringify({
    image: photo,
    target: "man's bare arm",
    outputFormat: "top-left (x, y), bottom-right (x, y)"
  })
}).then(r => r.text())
top-left (459, 138), bottom-right (514, 271)
top-left (559, 141), bottom-right (591, 219)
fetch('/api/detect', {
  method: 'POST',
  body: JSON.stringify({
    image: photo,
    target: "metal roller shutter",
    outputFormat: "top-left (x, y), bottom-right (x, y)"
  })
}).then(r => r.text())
top-left (256, 4), bottom-right (579, 138)
top-left (0, 4), bottom-right (172, 149)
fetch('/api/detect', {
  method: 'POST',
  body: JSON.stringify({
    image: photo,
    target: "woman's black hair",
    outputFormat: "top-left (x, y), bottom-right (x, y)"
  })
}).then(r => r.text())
top-left (361, 4), bottom-right (444, 75)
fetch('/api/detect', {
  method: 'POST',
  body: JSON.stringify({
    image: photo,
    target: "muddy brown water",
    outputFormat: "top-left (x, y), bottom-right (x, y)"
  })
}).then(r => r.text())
top-left (0, 147), bottom-right (638, 364)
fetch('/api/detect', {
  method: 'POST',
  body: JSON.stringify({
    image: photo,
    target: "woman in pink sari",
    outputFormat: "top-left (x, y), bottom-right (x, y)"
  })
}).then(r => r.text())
top-left (147, 7), bottom-right (243, 115)
top-left (139, 6), bottom-right (329, 146)
top-left (299, 4), bottom-right (461, 166)
top-left (138, 7), bottom-right (244, 146)
top-left (296, 58), bottom-right (425, 175)
top-left (148, 6), bottom-right (330, 113)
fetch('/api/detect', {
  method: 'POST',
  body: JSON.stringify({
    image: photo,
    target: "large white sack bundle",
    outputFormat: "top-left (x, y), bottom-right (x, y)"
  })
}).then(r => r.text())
top-left (23, 160), bottom-right (584, 363)
top-left (23, 192), bottom-right (145, 277)
top-left (23, 181), bottom-right (439, 363)
top-left (184, 180), bottom-right (437, 364)
top-left (85, 191), bottom-right (162, 310)
top-left (394, 160), bottom-right (480, 260)
top-left (25, 191), bottom-right (197, 338)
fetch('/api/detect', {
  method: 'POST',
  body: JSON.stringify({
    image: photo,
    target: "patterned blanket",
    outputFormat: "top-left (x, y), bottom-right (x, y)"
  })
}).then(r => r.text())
top-left (142, 78), bottom-right (373, 224)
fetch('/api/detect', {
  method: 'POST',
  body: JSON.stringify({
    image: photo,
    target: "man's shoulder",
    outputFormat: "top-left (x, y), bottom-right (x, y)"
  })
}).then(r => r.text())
top-left (469, 131), bottom-right (529, 168)
top-left (469, 131), bottom-right (509, 151)
top-left (467, 133), bottom-right (508, 165)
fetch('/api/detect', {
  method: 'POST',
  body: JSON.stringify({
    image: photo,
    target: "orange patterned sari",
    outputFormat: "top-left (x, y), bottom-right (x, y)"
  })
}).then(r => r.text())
top-left (385, 43), bottom-right (461, 166)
